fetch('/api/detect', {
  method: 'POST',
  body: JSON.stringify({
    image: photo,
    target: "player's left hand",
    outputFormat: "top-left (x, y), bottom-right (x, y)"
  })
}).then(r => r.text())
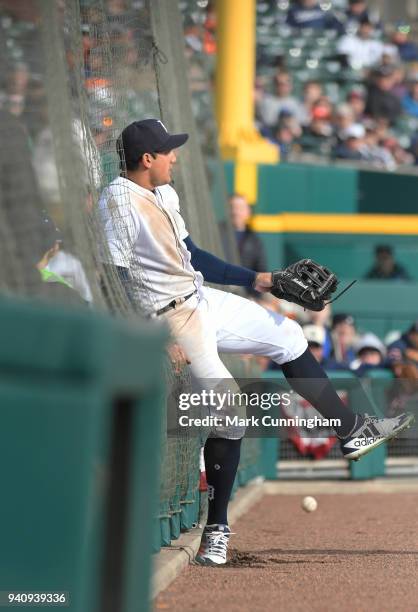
top-left (253, 272), bottom-right (273, 293)
top-left (167, 342), bottom-right (191, 374)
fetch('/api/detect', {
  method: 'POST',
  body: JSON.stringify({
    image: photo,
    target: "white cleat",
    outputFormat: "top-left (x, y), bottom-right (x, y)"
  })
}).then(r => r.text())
top-left (195, 524), bottom-right (232, 566)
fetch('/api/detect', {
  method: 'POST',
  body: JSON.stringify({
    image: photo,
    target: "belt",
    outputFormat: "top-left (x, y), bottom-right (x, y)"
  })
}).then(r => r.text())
top-left (153, 290), bottom-right (197, 317)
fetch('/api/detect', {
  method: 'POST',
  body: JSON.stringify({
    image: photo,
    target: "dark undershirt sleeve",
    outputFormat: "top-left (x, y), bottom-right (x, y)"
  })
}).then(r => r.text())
top-left (184, 235), bottom-right (257, 287)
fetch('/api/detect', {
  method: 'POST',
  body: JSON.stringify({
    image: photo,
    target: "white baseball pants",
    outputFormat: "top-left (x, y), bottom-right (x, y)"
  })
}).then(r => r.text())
top-left (162, 286), bottom-right (308, 438)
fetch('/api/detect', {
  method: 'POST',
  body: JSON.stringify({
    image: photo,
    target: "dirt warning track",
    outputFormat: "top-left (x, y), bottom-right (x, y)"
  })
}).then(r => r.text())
top-left (154, 488), bottom-right (418, 612)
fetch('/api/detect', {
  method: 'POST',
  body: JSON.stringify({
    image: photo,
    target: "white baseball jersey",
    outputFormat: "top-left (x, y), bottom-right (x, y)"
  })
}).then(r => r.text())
top-left (98, 175), bottom-right (308, 439)
top-left (98, 176), bottom-right (203, 314)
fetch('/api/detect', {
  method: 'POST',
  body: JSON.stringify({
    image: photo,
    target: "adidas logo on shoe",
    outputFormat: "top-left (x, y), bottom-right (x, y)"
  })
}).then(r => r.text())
top-left (340, 412), bottom-right (414, 461)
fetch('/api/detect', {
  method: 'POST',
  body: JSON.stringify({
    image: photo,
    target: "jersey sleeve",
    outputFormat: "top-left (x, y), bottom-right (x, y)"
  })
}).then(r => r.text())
top-left (98, 187), bottom-right (140, 268)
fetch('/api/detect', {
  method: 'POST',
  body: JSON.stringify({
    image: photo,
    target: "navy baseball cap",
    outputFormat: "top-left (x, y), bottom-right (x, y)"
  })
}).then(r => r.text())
top-left (118, 119), bottom-right (188, 165)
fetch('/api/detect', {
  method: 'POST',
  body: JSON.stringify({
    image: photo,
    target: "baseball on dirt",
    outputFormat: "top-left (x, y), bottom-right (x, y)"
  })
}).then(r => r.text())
top-left (302, 496), bottom-right (318, 512)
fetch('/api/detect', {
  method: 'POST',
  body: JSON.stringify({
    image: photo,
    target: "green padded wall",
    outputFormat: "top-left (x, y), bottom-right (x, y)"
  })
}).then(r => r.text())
top-left (257, 163), bottom-right (357, 214)
top-left (279, 233), bottom-right (418, 280)
top-left (358, 171), bottom-right (418, 214)
top-left (244, 162), bottom-right (418, 215)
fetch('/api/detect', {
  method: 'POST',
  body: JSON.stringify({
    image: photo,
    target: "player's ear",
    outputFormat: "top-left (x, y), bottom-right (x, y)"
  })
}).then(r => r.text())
top-left (141, 152), bottom-right (154, 168)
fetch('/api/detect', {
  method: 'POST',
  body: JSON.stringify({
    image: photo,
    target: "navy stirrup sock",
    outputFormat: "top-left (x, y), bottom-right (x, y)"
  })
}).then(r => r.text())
top-left (204, 437), bottom-right (242, 526)
top-left (281, 348), bottom-right (357, 438)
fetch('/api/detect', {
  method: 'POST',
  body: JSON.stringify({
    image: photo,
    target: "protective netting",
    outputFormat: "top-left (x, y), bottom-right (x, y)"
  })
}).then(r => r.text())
top-left (0, 0), bottom-right (200, 525)
top-left (0, 0), bottom-right (261, 529)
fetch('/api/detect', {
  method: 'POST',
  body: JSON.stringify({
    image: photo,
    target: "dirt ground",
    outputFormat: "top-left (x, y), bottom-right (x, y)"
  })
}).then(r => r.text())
top-left (154, 492), bottom-right (418, 612)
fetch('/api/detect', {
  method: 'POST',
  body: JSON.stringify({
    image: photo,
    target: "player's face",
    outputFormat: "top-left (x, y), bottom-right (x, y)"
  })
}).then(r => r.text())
top-left (149, 149), bottom-right (177, 186)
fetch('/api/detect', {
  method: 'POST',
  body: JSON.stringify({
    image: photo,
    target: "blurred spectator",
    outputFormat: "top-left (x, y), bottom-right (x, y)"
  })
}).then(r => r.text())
top-left (334, 123), bottom-right (367, 161)
top-left (362, 121), bottom-right (396, 169)
top-left (381, 136), bottom-right (414, 166)
top-left (331, 313), bottom-right (357, 365)
top-left (380, 44), bottom-right (401, 67)
top-left (390, 64), bottom-right (407, 99)
top-left (47, 248), bottom-right (93, 303)
top-left (333, 103), bottom-right (356, 139)
top-left (267, 122), bottom-right (297, 161)
top-left (228, 193), bottom-right (267, 274)
top-left (262, 109), bottom-right (302, 159)
top-left (402, 75), bottom-right (418, 118)
top-left (256, 71), bottom-right (306, 128)
top-left (351, 332), bottom-right (386, 376)
top-left (303, 324), bottom-right (348, 370)
top-left (304, 98), bottom-right (333, 140)
top-left (286, 0), bottom-right (342, 30)
top-left (373, 116), bottom-right (390, 140)
top-left (301, 80), bottom-right (323, 125)
top-left (365, 65), bottom-right (402, 125)
top-left (6, 62), bottom-right (29, 117)
top-left (346, 89), bottom-right (366, 122)
top-left (365, 245), bottom-right (410, 280)
top-left (389, 22), bottom-right (418, 63)
top-left (387, 320), bottom-right (418, 367)
top-left (303, 325), bottom-right (327, 363)
top-left (337, 15), bottom-right (384, 70)
top-left (306, 304), bottom-right (333, 359)
top-left (409, 133), bottom-right (418, 165)
top-left (343, 0), bottom-right (381, 33)
top-left (277, 109), bottom-right (302, 139)
top-left (34, 216), bottom-right (86, 306)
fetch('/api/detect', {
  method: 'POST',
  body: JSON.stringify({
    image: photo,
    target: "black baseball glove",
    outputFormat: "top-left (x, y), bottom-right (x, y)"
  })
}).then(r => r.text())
top-left (271, 259), bottom-right (339, 312)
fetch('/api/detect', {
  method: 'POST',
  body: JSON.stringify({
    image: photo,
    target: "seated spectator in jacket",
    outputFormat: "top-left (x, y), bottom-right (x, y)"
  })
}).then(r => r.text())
top-left (333, 103), bottom-right (356, 141)
top-left (380, 44), bottom-right (401, 68)
top-left (381, 136), bottom-right (414, 166)
top-left (365, 245), bottom-right (410, 280)
top-left (390, 22), bottom-right (418, 63)
top-left (365, 65), bottom-right (402, 125)
top-left (304, 98), bottom-right (334, 137)
top-left (286, 0), bottom-right (342, 30)
top-left (351, 333), bottom-right (386, 376)
top-left (277, 109), bottom-right (303, 139)
top-left (256, 71), bottom-right (306, 129)
top-left (387, 320), bottom-right (418, 367)
top-left (362, 121), bottom-right (396, 169)
top-left (337, 15), bottom-right (384, 70)
top-left (267, 122), bottom-right (298, 161)
top-left (303, 325), bottom-right (349, 370)
top-left (301, 80), bottom-right (323, 126)
top-left (346, 88), bottom-right (366, 122)
top-left (331, 313), bottom-right (357, 366)
top-left (306, 304), bottom-right (333, 359)
top-left (228, 193), bottom-right (267, 275)
top-left (343, 0), bottom-right (381, 34)
top-left (34, 214), bottom-right (87, 307)
top-left (389, 63), bottom-right (407, 99)
top-left (402, 75), bottom-right (418, 118)
top-left (333, 123), bottom-right (367, 161)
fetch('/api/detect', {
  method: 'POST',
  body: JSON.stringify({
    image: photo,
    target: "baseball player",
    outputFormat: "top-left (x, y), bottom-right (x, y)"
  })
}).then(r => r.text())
top-left (98, 119), bottom-right (413, 566)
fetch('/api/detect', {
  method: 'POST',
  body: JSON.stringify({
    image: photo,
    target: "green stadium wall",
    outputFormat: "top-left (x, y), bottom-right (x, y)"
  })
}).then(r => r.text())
top-left (219, 161), bottom-right (418, 339)
top-left (220, 161), bottom-right (418, 278)
top-left (223, 161), bottom-right (418, 215)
